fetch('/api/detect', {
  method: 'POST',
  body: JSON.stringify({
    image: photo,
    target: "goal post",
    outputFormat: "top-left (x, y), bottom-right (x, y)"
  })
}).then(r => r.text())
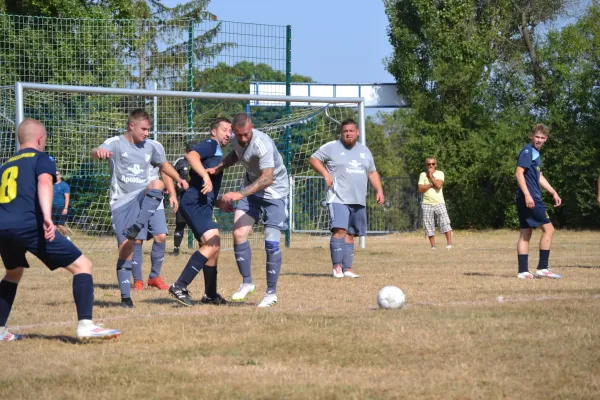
top-left (13, 82), bottom-right (368, 251)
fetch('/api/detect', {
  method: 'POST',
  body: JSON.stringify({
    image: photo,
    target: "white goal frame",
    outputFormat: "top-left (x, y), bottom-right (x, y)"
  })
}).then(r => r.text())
top-left (14, 82), bottom-right (369, 248)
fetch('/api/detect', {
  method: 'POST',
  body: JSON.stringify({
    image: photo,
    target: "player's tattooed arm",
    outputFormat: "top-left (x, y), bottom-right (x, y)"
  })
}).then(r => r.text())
top-left (208, 151), bottom-right (239, 175)
top-left (240, 168), bottom-right (274, 197)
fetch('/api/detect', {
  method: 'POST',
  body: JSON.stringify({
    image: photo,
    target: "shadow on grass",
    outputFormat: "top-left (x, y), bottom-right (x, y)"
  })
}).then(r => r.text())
top-left (464, 272), bottom-right (515, 278)
top-left (281, 272), bottom-right (332, 278)
top-left (23, 334), bottom-right (79, 344)
top-left (94, 283), bottom-right (119, 290)
top-left (142, 298), bottom-right (255, 307)
top-left (94, 300), bottom-right (123, 308)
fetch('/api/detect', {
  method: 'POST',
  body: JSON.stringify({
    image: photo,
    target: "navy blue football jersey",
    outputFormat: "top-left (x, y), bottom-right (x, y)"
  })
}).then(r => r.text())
top-left (0, 149), bottom-right (56, 228)
top-left (516, 143), bottom-right (542, 201)
top-left (188, 139), bottom-right (224, 205)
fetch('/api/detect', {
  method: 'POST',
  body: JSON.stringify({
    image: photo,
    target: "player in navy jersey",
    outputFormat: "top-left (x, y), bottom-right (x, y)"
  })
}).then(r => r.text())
top-left (0, 119), bottom-right (120, 342)
top-left (515, 124), bottom-right (562, 279)
top-left (169, 118), bottom-right (234, 306)
top-left (170, 143), bottom-right (193, 256)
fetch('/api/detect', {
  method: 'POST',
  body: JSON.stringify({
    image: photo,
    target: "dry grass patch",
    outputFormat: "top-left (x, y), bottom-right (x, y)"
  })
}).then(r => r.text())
top-left (1, 230), bottom-right (600, 399)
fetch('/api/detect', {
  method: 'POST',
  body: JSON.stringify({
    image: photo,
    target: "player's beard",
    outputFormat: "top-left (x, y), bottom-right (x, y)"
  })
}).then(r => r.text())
top-left (341, 135), bottom-right (358, 148)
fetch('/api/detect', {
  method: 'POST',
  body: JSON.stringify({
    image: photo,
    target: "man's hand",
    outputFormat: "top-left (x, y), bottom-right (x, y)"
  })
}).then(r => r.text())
top-left (376, 191), bottom-right (385, 206)
top-left (169, 196), bottom-right (179, 213)
top-left (206, 167), bottom-right (218, 175)
top-left (552, 192), bottom-right (562, 207)
top-left (94, 149), bottom-right (113, 159)
top-left (200, 177), bottom-right (213, 195)
top-left (177, 179), bottom-right (189, 191)
top-left (222, 191), bottom-right (244, 204)
top-left (525, 194), bottom-right (535, 209)
top-left (43, 218), bottom-right (56, 241)
top-left (216, 199), bottom-right (234, 213)
top-left (62, 208), bottom-right (68, 215)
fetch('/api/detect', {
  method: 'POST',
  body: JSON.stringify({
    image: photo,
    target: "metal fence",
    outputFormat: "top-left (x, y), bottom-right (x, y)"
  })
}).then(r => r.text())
top-left (291, 176), bottom-right (421, 234)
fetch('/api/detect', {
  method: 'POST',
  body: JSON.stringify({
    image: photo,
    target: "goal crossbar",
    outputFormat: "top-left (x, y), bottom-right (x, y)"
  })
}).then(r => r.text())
top-left (14, 82), bottom-right (369, 248)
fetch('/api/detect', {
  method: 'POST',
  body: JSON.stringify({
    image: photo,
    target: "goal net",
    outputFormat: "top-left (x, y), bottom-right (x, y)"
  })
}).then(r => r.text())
top-left (8, 84), bottom-right (381, 252)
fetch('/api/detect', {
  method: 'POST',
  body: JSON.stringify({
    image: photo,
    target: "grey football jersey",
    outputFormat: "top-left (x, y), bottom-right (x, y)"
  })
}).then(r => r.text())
top-left (310, 140), bottom-right (376, 206)
top-left (231, 129), bottom-right (289, 199)
top-left (149, 167), bottom-right (164, 210)
top-left (99, 135), bottom-right (166, 210)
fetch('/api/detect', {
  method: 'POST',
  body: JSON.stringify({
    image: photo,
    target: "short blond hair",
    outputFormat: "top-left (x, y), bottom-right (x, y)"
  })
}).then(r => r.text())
top-left (531, 123), bottom-right (549, 137)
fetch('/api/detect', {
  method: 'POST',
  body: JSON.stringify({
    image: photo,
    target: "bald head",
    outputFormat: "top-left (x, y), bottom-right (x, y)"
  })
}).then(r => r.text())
top-left (18, 119), bottom-right (47, 150)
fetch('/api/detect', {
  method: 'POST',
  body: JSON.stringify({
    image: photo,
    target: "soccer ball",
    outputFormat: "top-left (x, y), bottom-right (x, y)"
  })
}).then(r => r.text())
top-left (377, 286), bottom-right (406, 310)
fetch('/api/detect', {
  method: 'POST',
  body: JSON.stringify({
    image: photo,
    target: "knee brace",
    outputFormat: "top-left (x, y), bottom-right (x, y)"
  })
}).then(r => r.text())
top-left (265, 240), bottom-right (280, 255)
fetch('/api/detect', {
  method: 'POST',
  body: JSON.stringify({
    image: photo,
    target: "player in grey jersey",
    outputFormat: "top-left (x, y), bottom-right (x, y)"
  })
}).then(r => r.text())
top-left (91, 109), bottom-right (189, 308)
top-left (207, 113), bottom-right (289, 307)
top-left (129, 166), bottom-right (178, 292)
top-left (309, 118), bottom-right (384, 278)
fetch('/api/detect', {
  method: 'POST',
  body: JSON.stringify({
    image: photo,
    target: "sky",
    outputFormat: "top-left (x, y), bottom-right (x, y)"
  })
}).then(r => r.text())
top-left (163, 0), bottom-right (396, 84)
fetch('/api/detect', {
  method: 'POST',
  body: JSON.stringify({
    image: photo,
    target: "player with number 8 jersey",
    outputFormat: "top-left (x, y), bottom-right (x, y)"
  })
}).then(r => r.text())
top-left (0, 119), bottom-right (120, 342)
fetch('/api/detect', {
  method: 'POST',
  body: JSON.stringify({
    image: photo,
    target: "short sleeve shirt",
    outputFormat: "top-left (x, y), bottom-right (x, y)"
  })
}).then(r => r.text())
top-left (418, 171), bottom-right (445, 205)
top-left (516, 144), bottom-right (542, 200)
top-left (231, 129), bottom-right (289, 199)
top-left (310, 140), bottom-right (376, 206)
top-left (99, 135), bottom-right (166, 210)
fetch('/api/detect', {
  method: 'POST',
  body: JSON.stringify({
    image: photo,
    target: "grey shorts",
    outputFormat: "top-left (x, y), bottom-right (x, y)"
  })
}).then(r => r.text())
top-left (237, 195), bottom-right (288, 231)
top-left (422, 203), bottom-right (452, 237)
top-left (147, 208), bottom-right (168, 239)
top-left (111, 190), bottom-right (168, 246)
top-left (329, 203), bottom-right (366, 236)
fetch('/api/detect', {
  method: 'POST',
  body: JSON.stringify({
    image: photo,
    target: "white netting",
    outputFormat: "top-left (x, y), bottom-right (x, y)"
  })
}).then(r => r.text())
top-left (7, 87), bottom-right (363, 252)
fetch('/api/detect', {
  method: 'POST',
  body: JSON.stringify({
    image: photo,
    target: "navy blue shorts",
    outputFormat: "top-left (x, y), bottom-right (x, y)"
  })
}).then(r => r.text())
top-left (516, 195), bottom-right (551, 229)
top-left (180, 191), bottom-right (218, 240)
top-left (0, 226), bottom-right (82, 270)
top-left (51, 207), bottom-right (68, 225)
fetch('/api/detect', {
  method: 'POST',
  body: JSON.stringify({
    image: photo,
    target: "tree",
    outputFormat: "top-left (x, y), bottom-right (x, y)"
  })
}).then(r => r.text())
top-left (382, 0), bottom-right (574, 228)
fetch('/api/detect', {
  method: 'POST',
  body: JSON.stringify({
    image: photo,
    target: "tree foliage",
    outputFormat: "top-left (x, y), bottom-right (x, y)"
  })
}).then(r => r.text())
top-left (383, 0), bottom-right (600, 228)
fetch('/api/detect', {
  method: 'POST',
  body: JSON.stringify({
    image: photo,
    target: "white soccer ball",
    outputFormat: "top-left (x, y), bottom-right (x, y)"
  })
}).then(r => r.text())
top-left (377, 286), bottom-right (406, 310)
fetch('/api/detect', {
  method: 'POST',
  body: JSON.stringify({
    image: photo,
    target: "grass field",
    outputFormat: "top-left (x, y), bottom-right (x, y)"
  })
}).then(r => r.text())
top-left (1, 230), bottom-right (600, 399)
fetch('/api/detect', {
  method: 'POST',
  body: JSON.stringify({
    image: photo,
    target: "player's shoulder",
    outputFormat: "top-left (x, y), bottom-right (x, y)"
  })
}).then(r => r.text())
top-left (518, 144), bottom-right (532, 155)
top-left (146, 138), bottom-right (166, 153)
top-left (103, 135), bottom-right (121, 145)
top-left (319, 140), bottom-right (339, 151)
top-left (251, 130), bottom-right (273, 156)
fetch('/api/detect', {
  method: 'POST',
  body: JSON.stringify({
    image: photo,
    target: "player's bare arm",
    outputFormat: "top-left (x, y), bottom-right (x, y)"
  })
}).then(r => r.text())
top-left (222, 168), bottom-right (274, 204)
top-left (207, 150), bottom-right (238, 175)
top-left (159, 161), bottom-right (189, 191)
top-left (308, 157), bottom-right (333, 188)
top-left (63, 193), bottom-right (70, 215)
top-left (161, 170), bottom-right (179, 213)
top-left (368, 171), bottom-right (385, 205)
top-left (38, 173), bottom-right (56, 241)
top-left (515, 166), bottom-right (534, 209)
top-left (90, 147), bottom-right (113, 159)
top-left (185, 150), bottom-right (213, 195)
top-left (540, 172), bottom-right (561, 207)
